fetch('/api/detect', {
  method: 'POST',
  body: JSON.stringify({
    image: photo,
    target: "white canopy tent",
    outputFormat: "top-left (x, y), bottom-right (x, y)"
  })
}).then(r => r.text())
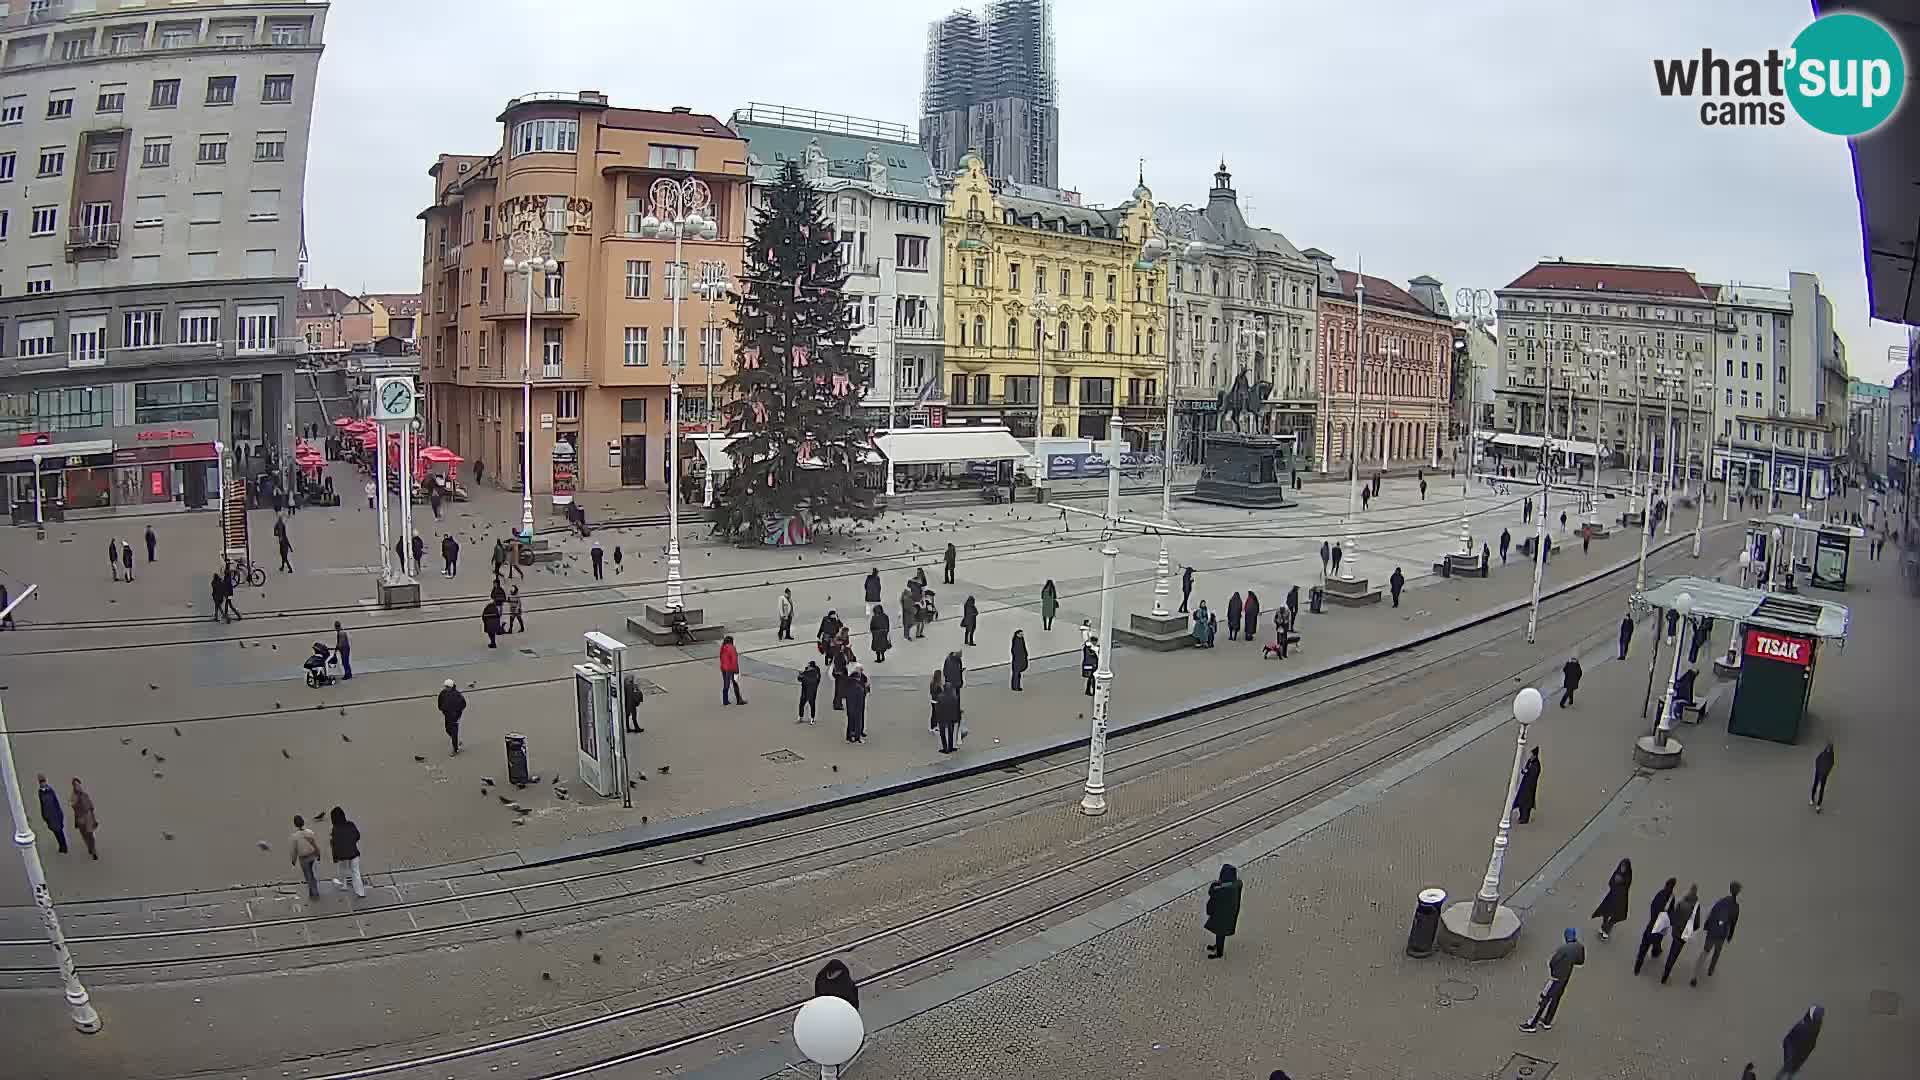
top-left (872, 426), bottom-right (1029, 466)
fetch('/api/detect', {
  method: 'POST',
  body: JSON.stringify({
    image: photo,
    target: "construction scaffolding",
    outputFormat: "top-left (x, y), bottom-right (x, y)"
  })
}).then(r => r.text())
top-left (919, 1), bottom-right (1057, 187)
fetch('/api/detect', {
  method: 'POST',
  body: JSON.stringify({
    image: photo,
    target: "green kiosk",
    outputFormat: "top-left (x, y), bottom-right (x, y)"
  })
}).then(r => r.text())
top-left (1754, 514), bottom-right (1865, 592)
top-left (1638, 576), bottom-right (1850, 745)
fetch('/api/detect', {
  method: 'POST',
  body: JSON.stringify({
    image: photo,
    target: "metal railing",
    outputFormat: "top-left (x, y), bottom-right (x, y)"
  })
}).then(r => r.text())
top-left (479, 295), bottom-right (580, 318)
top-left (66, 223), bottom-right (120, 250)
top-left (730, 103), bottom-right (912, 143)
top-left (892, 323), bottom-right (941, 341)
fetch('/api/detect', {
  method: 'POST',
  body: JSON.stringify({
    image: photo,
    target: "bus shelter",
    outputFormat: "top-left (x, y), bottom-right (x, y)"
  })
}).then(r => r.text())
top-left (1640, 576), bottom-right (1850, 745)
top-left (1752, 513), bottom-right (1865, 591)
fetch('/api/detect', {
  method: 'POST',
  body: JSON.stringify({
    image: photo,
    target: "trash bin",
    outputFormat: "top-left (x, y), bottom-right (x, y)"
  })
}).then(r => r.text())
top-left (1308, 586), bottom-right (1324, 614)
top-left (1439, 557), bottom-right (1452, 578)
top-left (1406, 887), bottom-right (1447, 958)
top-left (505, 732), bottom-right (531, 786)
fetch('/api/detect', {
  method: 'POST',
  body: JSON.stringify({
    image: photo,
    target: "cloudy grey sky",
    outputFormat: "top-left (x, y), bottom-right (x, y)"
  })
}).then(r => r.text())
top-left (305, 0), bottom-right (1908, 383)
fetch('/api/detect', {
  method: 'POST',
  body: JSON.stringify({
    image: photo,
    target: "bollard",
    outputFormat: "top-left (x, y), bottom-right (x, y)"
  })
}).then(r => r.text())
top-left (505, 732), bottom-right (531, 786)
top-left (1308, 586), bottom-right (1324, 615)
top-left (1406, 887), bottom-right (1447, 957)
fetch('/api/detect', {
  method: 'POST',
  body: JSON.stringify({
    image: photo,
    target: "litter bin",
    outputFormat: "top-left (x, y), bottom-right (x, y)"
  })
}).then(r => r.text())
top-left (1406, 887), bottom-right (1447, 957)
top-left (1439, 557), bottom-right (1452, 579)
top-left (505, 732), bottom-right (531, 786)
top-left (1308, 586), bottom-right (1325, 614)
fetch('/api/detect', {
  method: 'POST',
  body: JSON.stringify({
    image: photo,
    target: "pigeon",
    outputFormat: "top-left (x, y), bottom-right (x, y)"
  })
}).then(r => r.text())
top-left (149, 683), bottom-right (159, 691)
top-left (282, 749), bottom-right (291, 759)
top-left (121, 737), bottom-right (133, 745)
top-left (413, 754), bottom-right (426, 762)
top-left (173, 727), bottom-right (182, 737)
top-left (140, 748), bottom-right (149, 757)
top-left (153, 754), bottom-right (165, 764)
top-left (257, 841), bottom-right (272, 851)
top-left (162, 831), bottom-right (173, 840)
top-left (341, 734), bottom-right (351, 742)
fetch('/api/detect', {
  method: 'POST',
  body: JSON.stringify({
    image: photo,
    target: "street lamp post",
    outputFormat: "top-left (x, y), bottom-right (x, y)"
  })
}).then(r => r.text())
top-left (1032, 294), bottom-right (1056, 443)
top-left (1469, 686), bottom-right (1545, 926)
top-left (637, 177), bottom-right (717, 613)
top-left (693, 261), bottom-right (733, 509)
top-left (1652, 592), bottom-right (1694, 749)
top-left (0, 586), bottom-right (102, 1034)
top-left (793, 995), bottom-right (864, 1080)
top-left (1080, 415), bottom-right (1125, 817)
top-left (1346, 271), bottom-right (1366, 580)
top-left (502, 219), bottom-right (557, 542)
top-left (1525, 364), bottom-right (1555, 644)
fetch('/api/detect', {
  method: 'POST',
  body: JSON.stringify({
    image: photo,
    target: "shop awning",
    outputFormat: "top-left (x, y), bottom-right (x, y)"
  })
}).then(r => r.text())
top-left (1640, 575), bottom-right (1850, 640)
top-left (0, 440), bottom-right (115, 464)
top-left (873, 426), bottom-right (1028, 466)
top-left (1750, 513), bottom-right (1865, 539)
top-left (1481, 432), bottom-right (1603, 459)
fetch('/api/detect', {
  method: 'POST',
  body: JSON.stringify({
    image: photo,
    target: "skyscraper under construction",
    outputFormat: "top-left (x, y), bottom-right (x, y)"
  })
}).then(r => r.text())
top-left (920, 0), bottom-right (1059, 188)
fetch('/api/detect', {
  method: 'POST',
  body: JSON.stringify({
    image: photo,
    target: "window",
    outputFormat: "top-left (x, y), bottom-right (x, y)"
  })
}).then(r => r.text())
top-left (67, 315), bottom-right (106, 365)
top-left (269, 22), bottom-right (308, 46)
top-left (244, 248), bottom-right (274, 277)
top-left (1007, 319), bottom-right (1020, 349)
top-left (1036, 264), bottom-right (1048, 293)
top-left (97, 87), bottom-right (125, 113)
top-left (896, 234), bottom-right (928, 271)
top-left (647, 144), bottom-right (696, 170)
top-left (478, 266), bottom-right (489, 303)
top-left (0, 208), bottom-right (7, 239)
top-left (621, 398), bottom-right (646, 423)
top-left (1004, 375), bottom-right (1039, 405)
top-left (135, 379), bottom-right (220, 422)
top-left (205, 77), bottom-right (236, 105)
top-left (237, 304), bottom-right (278, 353)
top-left (30, 206), bottom-right (57, 235)
top-left (197, 135), bottom-right (228, 164)
top-left (544, 194), bottom-right (568, 234)
top-left (124, 309), bottom-right (163, 349)
top-left (178, 307), bottom-right (219, 346)
top-left (26, 265), bottom-right (53, 295)
top-left (254, 132), bottom-right (286, 162)
top-left (1104, 325), bottom-right (1116, 353)
top-left (1106, 274), bottom-right (1117, 301)
top-left (159, 28), bottom-right (196, 48)
top-left (110, 32), bottom-right (141, 54)
top-left (88, 145), bottom-right (117, 173)
top-left (261, 75), bottom-right (294, 104)
top-left (246, 188), bottom-right (280, 220)
top-left (0, 95), bottom-right (21, 125)
top-left (622, 326), bottom-right (649, 366)
top-left (47, 94), bottom-right (73, 119)
top-left (511, 119), bottom-right (578, 156)
top-left (1081, 323), bottom-right (1092, 351)
top-left (1080, 378), bottom-right (1115, 406)
top-left (1009, 263), bottom-right (1021, 291)
top-left (17, 320), bottom-right (56, 358)
top-left (542, 328), bottom-right (564, 371)
top-left (1083, 271), bottom-right (1094, 298)
top-left (139, 137), bottom-right (172, 168)
top-left (0, 151), bottom-right (12, 181)
top-left (37, 148), bottom-right (63, 177)
top-left (625, 259), bottom-right (650, 299)
top-left (699, 326), bottom-right (723, 369)
top-left (1052, 375), bottom-right (1071, 405)
top-left (151, 79), bottom-right (180, 108)
top-left (972, 315), bottom-right (986, 347)
top-left (555, 390), bottom-right (580, 421)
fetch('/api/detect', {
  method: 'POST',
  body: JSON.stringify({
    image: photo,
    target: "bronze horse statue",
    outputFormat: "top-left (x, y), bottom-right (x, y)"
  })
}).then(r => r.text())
top-left (1216, 369), bottom-right (1273, 433)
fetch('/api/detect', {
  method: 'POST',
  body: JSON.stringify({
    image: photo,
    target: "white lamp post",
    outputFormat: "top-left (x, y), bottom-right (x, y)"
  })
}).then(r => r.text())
top-left (638, 177), bottom-right (717, 613)
top-left (793, 994), bottom-right (864, 1080)
top-left (1525, 364), bottom-right (1554, 644)
top-left (693, 261), bottom-right (733, 509)
top-left (1081, 415), bottom-right (1124, 817)
top-left (1469, 686), bottom-right (1544, 926)
top-left (1722, 551), bottom-right (1751, 669)
top-left (1651, 591), bottom-right (1694, 749)
top-left (502, 220), bottom-right (557, 543)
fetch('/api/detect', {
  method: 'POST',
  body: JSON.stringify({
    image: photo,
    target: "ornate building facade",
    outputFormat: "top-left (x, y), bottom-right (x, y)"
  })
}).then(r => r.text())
top-left (939, 153), bottom-right (1162, 441)
top-left (1309, 252), bottom-right (1453, 470)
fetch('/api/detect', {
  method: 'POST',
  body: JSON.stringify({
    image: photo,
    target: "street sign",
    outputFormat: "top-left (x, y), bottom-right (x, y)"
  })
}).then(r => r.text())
top-left (372, 376), bottom-right (416, 421)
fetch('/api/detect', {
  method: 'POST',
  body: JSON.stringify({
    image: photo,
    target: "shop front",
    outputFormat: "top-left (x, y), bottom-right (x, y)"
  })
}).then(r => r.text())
top-left (4, 421), bottom-right (220, 518)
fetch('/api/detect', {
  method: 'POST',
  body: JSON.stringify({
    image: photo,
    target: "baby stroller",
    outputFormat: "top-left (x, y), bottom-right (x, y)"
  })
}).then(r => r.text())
top-left (304, 642), bottom-right (337, 688)
top-left (918, 589), bottom-right (939, 623)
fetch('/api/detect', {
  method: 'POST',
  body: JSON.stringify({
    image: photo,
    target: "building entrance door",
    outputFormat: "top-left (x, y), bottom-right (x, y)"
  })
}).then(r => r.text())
top-left (620, 435), bottom-right (647, 487)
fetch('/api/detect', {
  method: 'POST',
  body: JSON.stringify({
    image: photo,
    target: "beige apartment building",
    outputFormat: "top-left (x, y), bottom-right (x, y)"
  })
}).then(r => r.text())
top-left (417, 91), bottom-right (746, 497)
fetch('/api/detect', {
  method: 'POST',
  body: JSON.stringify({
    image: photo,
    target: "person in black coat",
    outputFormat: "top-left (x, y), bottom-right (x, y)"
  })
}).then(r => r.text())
top-left (145, 526), bottom-right (157, 563)
top-left (1388, 567), bottom-right (1405, 607)
top-left (411, 533), bottom-right (427, 577)
top-left (1180, 565), bottom-right (1195, 612)
top-left (1513, 747), bottom-right (1541, 824)
top-left (817, 610), bottom-right (842, 652)
top-left (942, 650), bottom-right (965, 696)
top-left (481, 601), bottom-right (502, 648)
top-left (1661, 883), bottom-right (1701, 983)
top-left (830, 641), bottom-right (851, 711)
top-left (1241, 591), bottom-right (1259, 644)
top-left (863, 569), bottom-right (882, 606)
top-left (437, 679), bottom-right (466, 755)
top-left (1811, 742), bottom-right (1834, 811)
top-left (935, 681), bottom-right (961, 752)
top-left (869, 606), bottom-right (891, 662)
top-left (1226, 592), bottom-right (1243, 641)
top-left (1285, 585), bottom-right (1300, 620)
top-left (1635, 876), bottom-right (1678, 973)
top-left (1618, 613), bottom-right (1635, 659)
top-left (1778, 1005), bottom-right (1823, 1077)
top-left (327, 806), bottom-right (366, 898)
top-left (814, 960), bottom-right (859, 1009)
top-left (1331, 542), bottom-right (1343, 575)
top-left (1319, 541), bottom-right (1331, 578)
top-left (961, 595), bottom-right (979, 646)
top-left (843, 664), bottom-right (870, 743)
top-left (1691, 881), bottom-right (1742, 986)
top-left (796, 661), bottom-right (822, 722)
top-left (1559, 657), bottom-right (1583, 707)
top-left (1081, 640), bottom-right (1098, 695)
top-left (1591, 857), bottom-right (1632, 939)
top-left (36, 775), bottom-right (67, 854)
top-left (943, 542), bottom-right (957, 584)
top-left (1500, 528), bottom-right (1512, 564)
top-left (1665, 607), bottom-right (1680, 642)
top-left (1689, 616), bottom-right (1713, 663)
top-left (1203, 863), bottom-right (1243, 958)
top-left (442, 534), bottom-right (460, 577)
top-left (1010, 630), bottom-right (1029, 690)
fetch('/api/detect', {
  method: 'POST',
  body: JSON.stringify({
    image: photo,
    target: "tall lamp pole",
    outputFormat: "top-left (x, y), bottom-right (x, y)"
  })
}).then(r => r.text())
top-left (1346, 269), bottom-right (1366, 579)
top-left (502, 219), bottom-right (557, 542)
top-left (638, 177), bottom-right (717, 613)
top-left (1525, 362), bottom-right (1555, 644)
top-left (1467, 687), bottom-right (1544, 926)
top-left (694, 260), bottom-right (732, 509)
top-left (0, 586), bottom-right (102, 1034)
top-left (1080, 415), bottom-right (1124, 816)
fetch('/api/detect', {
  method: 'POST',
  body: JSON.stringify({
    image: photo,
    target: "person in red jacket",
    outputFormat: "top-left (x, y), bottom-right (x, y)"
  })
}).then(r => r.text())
top-left (719, 635), bottom-right (747, 706)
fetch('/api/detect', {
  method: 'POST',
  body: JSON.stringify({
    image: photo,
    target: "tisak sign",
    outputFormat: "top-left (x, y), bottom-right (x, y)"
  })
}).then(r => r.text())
top-left (1743, 628), bottom-right (1812, 667)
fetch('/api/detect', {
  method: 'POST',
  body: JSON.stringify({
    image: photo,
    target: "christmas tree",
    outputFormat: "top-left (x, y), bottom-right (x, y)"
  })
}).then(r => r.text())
top-left (715, 160), bottom-right (878, 540)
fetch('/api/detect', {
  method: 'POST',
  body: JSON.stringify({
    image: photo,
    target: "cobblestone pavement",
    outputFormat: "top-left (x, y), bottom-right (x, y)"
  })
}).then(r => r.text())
top-left (785, 545), bottom-right (1919, 1080)
top-left (0, 524), bottom-right (1732, 1079)
top-left (0, 462), bottom-right (1640, 903)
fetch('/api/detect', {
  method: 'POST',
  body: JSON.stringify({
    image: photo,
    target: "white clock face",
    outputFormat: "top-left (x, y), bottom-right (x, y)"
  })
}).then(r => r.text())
top-left (380, 380), bottom-right (413, 415)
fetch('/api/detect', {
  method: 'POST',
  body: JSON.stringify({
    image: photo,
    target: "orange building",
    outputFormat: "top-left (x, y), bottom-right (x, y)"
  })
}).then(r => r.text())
top-left (416, 91), bottom-right (747, 496)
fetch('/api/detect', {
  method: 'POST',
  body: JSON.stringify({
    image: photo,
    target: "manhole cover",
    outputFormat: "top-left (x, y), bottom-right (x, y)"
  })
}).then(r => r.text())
top-left (1497, 1053), bottom-right (1556, 1079)
top-left (1437, 978), bottom-right (1478, 1003)
top-left (761, 749), bottom-right (803, 763)
top-left (1869, 988), bottom-right (1901, 1015)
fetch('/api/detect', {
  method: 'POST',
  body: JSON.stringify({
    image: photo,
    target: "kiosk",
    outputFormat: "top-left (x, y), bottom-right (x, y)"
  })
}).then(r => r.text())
top-left (1753, 514), bottom-right (1865, 592)
top-left (573, 632), bottom-right (633, 804)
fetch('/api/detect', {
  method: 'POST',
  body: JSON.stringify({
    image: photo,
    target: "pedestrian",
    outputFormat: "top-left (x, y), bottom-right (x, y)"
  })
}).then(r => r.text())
top-left (1191, 602), bottom-right (1211, 647)
top-left (490, 577), bottom-right (507, 610)
top-left (1319, 541), bottom-right (1331, 579)
top-left (1559, 656), bottom-right (1583, 707)
top-left (1665, 607), bottom-right (1680, 642)
top-left (1591, 857), bottom-right (1632, 939)
top-left (1081, 639), bottom-right (1097, 696)
top-left (1776, 1004), bottom-right (1823, 1079)
top-left (395, 537), bottom-right (407, 573)
top-left (612, 545), bottom-right (623, 575)
top-left (1226, 592), bottom-right (1243, 641)
top-left (1207, 612), bottom-right (1219, 646)
top-left (934, 678), bottom-right (961, 752)
top-left (1331, 542), bottom-right (1343, 575)
top-left (1810, 742), bottom-right (1834, 811)
top-left (1040, 579), bottom-right (1058, 631)
top-left (944, 542), bottom-right (957, 584)
top-left (0, 583), bottom-right (11, 630)
top-left (333, 621), bottom-right (353, 680)
top-left (845, 663), bottom-right (870, 743)
top-left (1482, 542), bottom-right (1491, 572)
top-left (1635, 877), bottom-right (1678, 974)
top-left (1582, 528), bottom-right (1591, 555)
top-left (927, 669), bottom-right (944, 735)
top-left (831, 638), bottom-right (851, 711)
top-left (814, 959), bottom-right (860, 1010)
top-left (796, 660), bottom-right (822, 723)
top-left (1619, 613), bottom-right (1635, 659)
top-left (442, 535), bottom-right (460, 577)
top-left (1524, 496), bottom-right (1533, 523)
top-left (145, 525), bottom-right (157, 563)
top-left (481, 599), bottom-right (502, 648)
top-left (1285, 584), bottom-right (1300, 621)
top-left (870, 605), bottom-right (891, 662)
top-left (109, 538), bottom-right (122, 582)
top-left (1661, 883), bottom-right (1702, 983)
top-left (897, 587), bottom-right (916, 642)
top-left (1202, 863), bottom-right (1242, 958)
top-left (1241, 591), bottom-right (1260, 643)
top-left (1519, 928), bottom-right (1586, 1032)
top-left (778, 588), bottom-right (795, 640)
top-left (1010, 630), bottom-right (1029, 690)
top-left (719, 635), bottom-right (746, 705)
top-left (492, 539), bottom-right (508, 578)
top-left (1388, 567), bottom-right (1405, 608)
top-left (1559, 509), bottom-right (1568, 532)
top-left (961, 595), bottom-right (979, 646)
top-left (863, 568), bottom-right (882, 606)
top-left (473, 459), bottom-right (485, 485)
top-left (411, 533), bottom-right (426, 576)
top-left (36, 775), bottom-right (67, 854)
top-left (1180, 565), bottom-right (1195, 612)
top-left (942, 648), bottom-right (965, 698)
top-left (1691, 881), bottom-right (1741, 986)
top-left (1513, 747), bottom-right (1541, 824)
top-left (508, 586), bottom-right (525, 633)
top-left (1361, 487), bottom-right (1371, 511)
top-left (438, 679), bottom-right (466, 755)
top-left (1500, 528), bottom-right (1512, 565)
top-left (1689, 616), bottom-right (1713, 663)
top-left (365, 478), bottom-right (376, 509)
top-left (327, 806), bottom-right (366, 898)
top-left (506, 535), bottom-right (524, 578)
top-left (211, 571), bottom-right (230, 622)
top-left (68, 778), bottom-right (98, 860)
top-left (590, 539), bottom-right (605, 580)
top-left (1419, 478), bottom-right (1428, 501)
top-left (288, 814), bottom-right (321, 899)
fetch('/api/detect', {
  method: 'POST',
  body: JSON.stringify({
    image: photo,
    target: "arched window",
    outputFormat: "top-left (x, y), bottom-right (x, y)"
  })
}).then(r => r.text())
top-left (968, 195), bottom-right (979, 213)
top-left (1209, 361), bottom-right (1218, 385)
top-left (1081, 323), bottom-right (1092, 351)
top-left (1105, 325), bottom-right (1116, 353)
top-left (1147, 329), bottom-right (1157, 354)
top-left (973, 315), bottom-right (986, 346)
top-left (958, 320), bottom-right (967, 346)
top-left (1058, 321), bottom-right (1069, 349)
top-left (1008, 319), bottom-right (1020, 349)
top-left (1033, 320), bottom-right (1042, 351)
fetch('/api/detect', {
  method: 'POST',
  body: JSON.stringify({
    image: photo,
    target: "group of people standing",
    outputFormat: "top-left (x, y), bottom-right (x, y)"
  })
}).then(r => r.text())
top-left (1187, 582), bottom-right (1304, 657)
top-left (106, 529), bottom-right (156, 582)
top-left (35, 775), bottom-right (100, 860)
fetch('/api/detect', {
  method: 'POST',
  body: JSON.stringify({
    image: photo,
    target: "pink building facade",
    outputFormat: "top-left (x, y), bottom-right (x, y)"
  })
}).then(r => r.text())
top-left (1310, 261), bottom-right (1453, 471)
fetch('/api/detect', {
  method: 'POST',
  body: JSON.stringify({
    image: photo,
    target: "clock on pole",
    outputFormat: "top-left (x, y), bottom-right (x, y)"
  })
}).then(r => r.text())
top-left (373, 376), bottom-right (417, 422)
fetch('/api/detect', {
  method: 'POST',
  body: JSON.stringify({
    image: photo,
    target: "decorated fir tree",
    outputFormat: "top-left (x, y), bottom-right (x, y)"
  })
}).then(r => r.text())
top-left (715, 160), bottom-right (878, 540)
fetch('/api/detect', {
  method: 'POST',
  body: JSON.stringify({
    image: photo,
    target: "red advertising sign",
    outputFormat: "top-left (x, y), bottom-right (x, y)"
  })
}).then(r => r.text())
top-left (1743, 628), bottom-right (1812, 667)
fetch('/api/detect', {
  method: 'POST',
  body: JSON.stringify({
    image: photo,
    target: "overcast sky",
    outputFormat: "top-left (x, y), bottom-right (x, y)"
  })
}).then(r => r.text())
top-left (305, 0), bottom-right (1909, 384)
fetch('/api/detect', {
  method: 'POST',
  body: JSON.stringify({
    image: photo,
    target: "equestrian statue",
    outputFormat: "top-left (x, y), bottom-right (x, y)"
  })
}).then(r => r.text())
top-left (1216, 369), bottom-right (1273, 433)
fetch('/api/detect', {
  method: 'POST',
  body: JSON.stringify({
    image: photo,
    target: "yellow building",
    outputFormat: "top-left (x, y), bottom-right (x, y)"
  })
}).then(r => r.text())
top-left (941, 154), bottom-right (1165, 441)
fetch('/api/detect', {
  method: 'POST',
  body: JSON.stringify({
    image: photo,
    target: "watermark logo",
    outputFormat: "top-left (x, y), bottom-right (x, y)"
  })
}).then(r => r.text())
top-left (1653, 12), bottom-right (1905, 135)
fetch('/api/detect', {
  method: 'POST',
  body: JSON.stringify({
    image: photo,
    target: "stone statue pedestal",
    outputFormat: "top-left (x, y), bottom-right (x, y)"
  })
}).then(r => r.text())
top-left (1114, 609), bottom-right (1193, 651)
top-left (1185, 432), bottom-right (1296, 509)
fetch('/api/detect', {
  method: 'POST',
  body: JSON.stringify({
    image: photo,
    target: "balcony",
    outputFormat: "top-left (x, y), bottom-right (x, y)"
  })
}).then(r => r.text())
top-left (1121, 395), bottom-right (1163, 409)
top-left (893, 323), bottom-right (941, 342)
top-left (843, 261), bottom-right (880, 278)
top-left (480, 295), bottom-right (580, 320)
top-left (66, 222), bottom-right (120, 254)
